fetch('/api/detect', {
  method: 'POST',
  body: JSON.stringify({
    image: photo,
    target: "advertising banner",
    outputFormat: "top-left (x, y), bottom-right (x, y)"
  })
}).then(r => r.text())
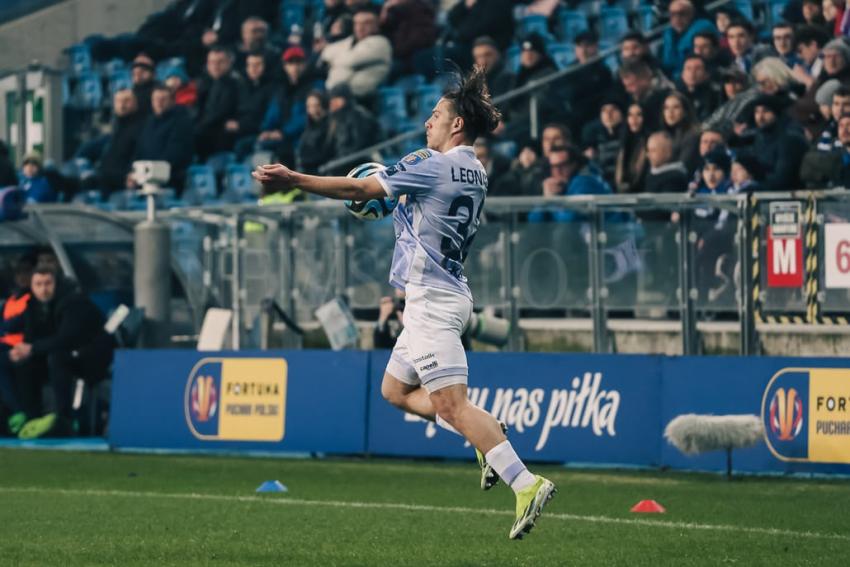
top-left (110, 350), bottom-right (369, 454)
top-left (766, 202), bottom-right (804, 288)
top-left (824, 223), bottom-right (850, 288)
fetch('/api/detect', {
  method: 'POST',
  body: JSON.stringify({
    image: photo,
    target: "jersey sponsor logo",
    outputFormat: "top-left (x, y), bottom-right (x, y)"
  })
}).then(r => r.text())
top-left (403, 149), bottom-right (432, 165)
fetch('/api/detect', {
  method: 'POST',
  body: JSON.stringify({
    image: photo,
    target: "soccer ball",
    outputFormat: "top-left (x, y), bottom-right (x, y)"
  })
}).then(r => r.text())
top-left (344, 162), bottom-right (397, 221)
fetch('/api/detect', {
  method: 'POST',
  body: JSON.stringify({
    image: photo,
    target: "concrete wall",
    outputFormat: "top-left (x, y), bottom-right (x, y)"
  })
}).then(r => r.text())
top-left (0, 0), bottom-right (170, 72)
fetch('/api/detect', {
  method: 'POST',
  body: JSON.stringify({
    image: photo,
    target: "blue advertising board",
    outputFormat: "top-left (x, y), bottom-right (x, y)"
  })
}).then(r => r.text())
top-left (367, 351), bottom-right (663, 465)
top-left (109, 350), bottom-right (370, 454)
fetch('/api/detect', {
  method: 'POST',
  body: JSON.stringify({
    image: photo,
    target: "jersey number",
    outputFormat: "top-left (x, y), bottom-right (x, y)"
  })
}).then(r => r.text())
top-left (440, 195), bottom-right (484, 268)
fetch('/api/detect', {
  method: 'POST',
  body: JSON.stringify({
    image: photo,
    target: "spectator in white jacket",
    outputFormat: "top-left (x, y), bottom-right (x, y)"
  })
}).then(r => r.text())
top-left (321, 7), bottom-right (392, 98)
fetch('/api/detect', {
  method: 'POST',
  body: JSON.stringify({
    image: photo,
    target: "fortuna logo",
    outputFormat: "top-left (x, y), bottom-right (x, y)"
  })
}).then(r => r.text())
top-left (769, 387), bottom-right (804, 441)
top-left (191, 375), bottom-right (218, 422)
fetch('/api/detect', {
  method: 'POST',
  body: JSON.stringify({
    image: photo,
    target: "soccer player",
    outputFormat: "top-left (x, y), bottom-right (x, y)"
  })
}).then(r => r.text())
top-left (253, 68), bottom-right (556, 539)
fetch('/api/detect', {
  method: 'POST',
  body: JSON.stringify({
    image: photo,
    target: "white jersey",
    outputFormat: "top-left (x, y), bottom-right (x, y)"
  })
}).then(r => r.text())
top-left (375, 145), bottom-right (487, 300)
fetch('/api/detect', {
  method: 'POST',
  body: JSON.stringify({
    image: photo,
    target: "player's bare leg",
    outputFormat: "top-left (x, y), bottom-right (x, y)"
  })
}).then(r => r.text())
top-left (431, 384), bottom-right (556, 540)
top-left (380, 372), bottom-right (437, 420)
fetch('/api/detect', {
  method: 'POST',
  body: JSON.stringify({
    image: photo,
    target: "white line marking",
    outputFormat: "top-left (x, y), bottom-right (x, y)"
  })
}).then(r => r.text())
top-left (2, 486), bottom-right (848, 542)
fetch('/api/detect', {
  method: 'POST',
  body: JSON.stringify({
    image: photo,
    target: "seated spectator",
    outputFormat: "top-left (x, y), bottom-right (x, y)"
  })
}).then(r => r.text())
top-left (164, 68), bottom-right (198, 107)
top-left (677, 54), bottom-right (723, 121)
top-left (504, 34), bottom-right (562, 141)
top-left (322, 7), bottom-right (392, 99)
top-left (493, 123), bottom-right (572, 196)
top-left (251, 47), bottom-right (316, 165)
top-left (731, 153), bottom-right (762, 193)
top-left (380, 0), bottom-right (437, 78)
top-left (11, 266), bottom-right (114, 439)
top-left (793, 39), bottom-right (850, 134)
top-left (318, 0), bottom-right (350, 39)
top-left (90, 89), bottom-right (146, 194)
top-left (618, 57), bottom-right (672, 132)
top-left (727, 19), bottom-right (756, 73)
top-left (661, 92), bottom-right (701, 173)
top-left (0, 255), bottom-right (34, 436)
top-left (801, 0), bottom-right (831, 35)
top-left (473, 137), bottom-right (510, 196)
top-left (472, 36), bottom-right (513, 99)
top-left (131, 53), bottom-right (157, 116)
top-left (793, 24), bottom-right (829, 88)
top-left (692, 31), bottom-right (733, 76)
top-left (764, 22), bottom-right (803, 69)
top-left (712, 6), bottom-right (736, 48)
top-left (741, 94), bottom-right (810, 191)
top-left (19, 154), bottom-right (55, 203)
top-left (688, 127), bottom-right (728, 190)
top-left (326, 84), bottom-right (381, 174)
top-left (445, 0), bottom-right (514, 68)
top-left (233, 17), bottom-right (280, 79)
top-left (621, 32), bottom-right (652, 63)
top-left (195, 46), bottom-right (240, 159)
top-left (615, 103), bottom-right (649, 194)
top-left (815, 82), bottom-right (849, 151)
top-left (563, 30), bottom-right (614, 136)
top-left (662, 0), bottom-right (716, 77)
top-left (644, 132), bottom-right (688, 193)
top-left (297, 91), bottom-right (333, 174)
top-left (134, 84), bottom-right (194, 190)
top-left (581, 97), bottom-right (625, 185)
top-left (528, 145), bottom-right (612, 223)
top-left (229, 52), bottom-right (276, 158)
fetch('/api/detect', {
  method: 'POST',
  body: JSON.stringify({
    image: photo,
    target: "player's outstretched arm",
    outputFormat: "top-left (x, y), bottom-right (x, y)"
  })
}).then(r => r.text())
top-left (253, 164), bottom-right (386, 201)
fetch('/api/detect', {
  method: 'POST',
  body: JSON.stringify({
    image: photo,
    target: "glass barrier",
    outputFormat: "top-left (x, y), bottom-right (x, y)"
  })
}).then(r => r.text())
top-left (756, 199), bottom-right (807, 316)
top-left (818, 199), bottom-right (850, 315)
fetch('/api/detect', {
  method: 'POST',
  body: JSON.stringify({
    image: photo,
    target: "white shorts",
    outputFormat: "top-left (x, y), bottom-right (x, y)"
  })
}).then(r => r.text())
top-left (385, 284), bottom-right (473, 393)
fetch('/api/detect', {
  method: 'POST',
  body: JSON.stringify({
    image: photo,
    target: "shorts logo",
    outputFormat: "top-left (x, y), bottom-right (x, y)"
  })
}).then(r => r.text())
top-left (413, 353), bottom-right (435, 364)
top-left (768, 387), bottom-right (804, 441)
top-left (420, 361), bottom-right (439, 372)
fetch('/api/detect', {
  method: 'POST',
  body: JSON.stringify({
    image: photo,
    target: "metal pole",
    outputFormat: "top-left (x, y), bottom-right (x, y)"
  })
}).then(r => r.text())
top-left (588, 207), bottom-right (609, 353)
top-left (738, 197), bottom-right (758, 355)
top-left (503, 210), bottom-right (522, 351)
top-left (230, 214), bottom-right (242, 350)
top-left (678, 210), bottom-right (698, 355)
top-left (15, 71), bottom-right (27, 166)
top-left (134, 185), bottom-right (171, 347)
top-left (529, 93), bottom-right (539, 141)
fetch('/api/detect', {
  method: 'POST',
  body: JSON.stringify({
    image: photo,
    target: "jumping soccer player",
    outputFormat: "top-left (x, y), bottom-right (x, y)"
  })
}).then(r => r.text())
top-left (253, 67), bottom-right (555, 539)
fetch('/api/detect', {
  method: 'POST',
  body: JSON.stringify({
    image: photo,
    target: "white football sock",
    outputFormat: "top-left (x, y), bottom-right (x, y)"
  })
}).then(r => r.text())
top-left (435, 414), bottom-right (462, 436)
top-left (485, 440), bottom-right (537, 494)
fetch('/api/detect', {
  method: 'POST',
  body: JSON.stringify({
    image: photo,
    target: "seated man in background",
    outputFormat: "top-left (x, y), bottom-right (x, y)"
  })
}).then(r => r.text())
top-left (321, 6), bottom-right (392, 99)
top-left (19, 154), bottom-right (56, 203)
top-left (88, 89), bottom-right (146, 194)
top-left (134, 84), bottom-right (194, 191)
top-left (0, 255), bottom-right (34, 436)
top-left (11, 266), bottom-right (114, 439)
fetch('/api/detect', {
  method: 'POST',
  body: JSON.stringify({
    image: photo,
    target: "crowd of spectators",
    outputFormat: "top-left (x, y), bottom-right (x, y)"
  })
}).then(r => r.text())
top-left (6, 0), bottom-right (850, 206)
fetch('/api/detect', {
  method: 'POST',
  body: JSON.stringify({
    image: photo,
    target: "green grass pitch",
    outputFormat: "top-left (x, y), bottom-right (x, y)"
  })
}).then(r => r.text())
top-left (1, 449), bottom-right (848, 566)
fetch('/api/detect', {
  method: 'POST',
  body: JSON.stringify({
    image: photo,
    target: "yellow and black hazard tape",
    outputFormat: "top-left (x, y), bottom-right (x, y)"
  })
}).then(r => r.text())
top-left (804, 194), bottom-right (819, 323)
top-left (751, 193), bottom-right (763, 325)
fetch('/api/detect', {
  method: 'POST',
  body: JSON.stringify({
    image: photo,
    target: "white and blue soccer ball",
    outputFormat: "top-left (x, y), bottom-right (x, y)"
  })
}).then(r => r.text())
top-left (344, 162), bottom-right (397, 221)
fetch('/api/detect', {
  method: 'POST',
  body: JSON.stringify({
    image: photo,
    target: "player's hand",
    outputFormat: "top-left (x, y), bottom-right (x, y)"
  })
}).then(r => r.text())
top-left (378, 297), bottom-right (394, 322)
top-left (253, 164), bottom-right (296, 194)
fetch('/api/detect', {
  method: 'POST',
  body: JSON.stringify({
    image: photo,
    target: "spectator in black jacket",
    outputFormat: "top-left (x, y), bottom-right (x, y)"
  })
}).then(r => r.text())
top-left (742, 94), bottom-right (810, 191)
top-left (504, 34), bottom-right (561, 142)
top-left (692, 31), bottom-right (732, 77)
top-left (0, 141), bottom-right (17, 187)
top-left (563, 31), bottom-right (614, 136)
top-left (131, 53), bottom-right (157, 116)
top-left (230, 52), bottom-right (277, 159)
top-left (233, 17), bottom-right (280, 80)
top-left (134, 84), bottom-right (195, 190)
top-left (472, 37), bottom-right (513, 99)
top-left (677, 55), bottom-right (723, 121)
top-left (297, 91), bottom-right (333, 174)
top-left (380, 0), bottom-right (437, 78)
top-left (90, 89), bottom-right (146, 194)
top-left (195, 46), bottom-right (240, 159)
top-left (644, 131), bottom-right (689, 193)
top-left (581, 97), bottom-right (625, 185)
top-left (11, 266), bottom-right (114, 438)
top-left (326, 84), bottom-right (380, 174)
top-left (618, 57), bottom-right (672, 132)
top-left (445, 0), bottom-right (514, 68)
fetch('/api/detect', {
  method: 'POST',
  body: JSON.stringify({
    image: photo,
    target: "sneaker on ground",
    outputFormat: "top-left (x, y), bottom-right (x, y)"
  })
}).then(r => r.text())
top-left (475, 421), bottom-right (508, 491)
top-left (7, 412), bottom-right (26, 435)
top-left (18, 413), bottom-right (58, 440)
top-left (509, 475), bottom-right (557, 540)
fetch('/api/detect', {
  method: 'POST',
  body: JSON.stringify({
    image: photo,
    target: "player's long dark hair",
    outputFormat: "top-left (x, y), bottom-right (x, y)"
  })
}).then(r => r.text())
top-left (443, 65), bottom-right (502, 142)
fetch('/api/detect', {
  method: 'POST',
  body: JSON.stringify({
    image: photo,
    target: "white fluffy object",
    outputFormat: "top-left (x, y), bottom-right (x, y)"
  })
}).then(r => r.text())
top-left (664, 414), bottom-right (764, 455)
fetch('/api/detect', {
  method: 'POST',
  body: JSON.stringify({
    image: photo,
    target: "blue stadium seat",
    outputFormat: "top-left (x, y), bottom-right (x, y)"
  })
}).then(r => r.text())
top-left (281, 0), bottom-right (307, 29)
top-left (549, 42), bottom-right (576, 70)
top-left (635, 5), bottom-right (655, 32)
top-left (377, 86), bottom-right (408, 133)
top-left (157, 57), bottom-right (187, 81)
top-left (520, 14), bottom-right (549, 38)
top-left (733, 0), bottom-right (754, 22)
top-left (69, 43), bottom-right (92, 76)
top-left (102, 58), bottom-right (126, 76)
top-left (185, 165), bottom-right (218, 203)
top-left (599, 40), bottom-right (619, 73)
top-left (765, 0), bottom-right (788, 26)
top-left (598, 7), bottom-right (629, 43)
top-left (223, 163), bottom-right (257, 202)
top-left (506, 44), bottom-right (521, 73)
top-left (206, 151), bottom-right (236, 176)
top-left (414, 84), bottom-right (442, 122)
top-left (559, 10), bottom-right (588, 43)
top-left (108, 69), bottom-right (132, 96)
top-left (492, 140), bottom-right (518, 159)
top-left (393, 74), bottom-right (426, 95)
top-left (75, 72), bottom-right (103, 109)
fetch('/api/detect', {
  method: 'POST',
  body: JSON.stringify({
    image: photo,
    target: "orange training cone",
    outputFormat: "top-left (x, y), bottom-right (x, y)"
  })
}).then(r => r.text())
top-left (630, 500), bottom-right (666, 513)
